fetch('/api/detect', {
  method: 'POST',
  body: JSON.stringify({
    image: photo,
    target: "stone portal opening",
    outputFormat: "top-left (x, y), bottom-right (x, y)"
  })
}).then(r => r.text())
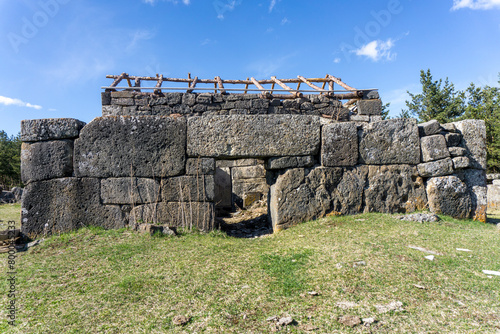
top-left (214, 159), bottom-right (271, 238)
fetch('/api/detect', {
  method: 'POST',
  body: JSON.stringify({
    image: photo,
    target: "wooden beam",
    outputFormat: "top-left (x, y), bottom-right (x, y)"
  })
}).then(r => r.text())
top-left (154, 74), bottom-right (163, 94)
top-left (271, 76), bottom-right (302, 97)
top-left (244, 77), bottom-right (249, 94)
top-left (250, 77), bottom-right (266, 92)
top-left (320, 74), bottom-right (328, 95)
top-left (216, 76), bottom-right (226, 94)
top-left (187, 76), bottom-right (198, 93)
top-left (108, 72), bottom-right (127, 90)
top-left (297, 75), bottom-right (324, 92)
top-left (327, 74), bottom-right (356, 91)
top-left (134, 78), bottom-right (141, 92)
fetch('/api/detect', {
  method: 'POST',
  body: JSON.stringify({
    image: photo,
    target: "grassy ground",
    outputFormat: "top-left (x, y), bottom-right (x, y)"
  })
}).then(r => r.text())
top-left (0, 208), bottom-right (499, 333)
top-left (0, 203), bottom-right (21, 230)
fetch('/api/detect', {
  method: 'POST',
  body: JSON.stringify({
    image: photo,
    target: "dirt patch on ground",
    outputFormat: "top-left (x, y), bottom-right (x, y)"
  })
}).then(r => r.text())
top-left (217, 201), bottom-right (272, 238)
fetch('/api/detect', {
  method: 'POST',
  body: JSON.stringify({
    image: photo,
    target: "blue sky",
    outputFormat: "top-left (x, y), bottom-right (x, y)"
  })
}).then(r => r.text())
top-left (1, 0), bottom-right (499, 136)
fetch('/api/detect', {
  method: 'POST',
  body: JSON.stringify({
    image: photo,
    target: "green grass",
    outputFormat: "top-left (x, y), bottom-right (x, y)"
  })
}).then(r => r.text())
top-left (0, 203), bottom-right (21, 230)
top-left (0, 210), bottom-right (499, 333)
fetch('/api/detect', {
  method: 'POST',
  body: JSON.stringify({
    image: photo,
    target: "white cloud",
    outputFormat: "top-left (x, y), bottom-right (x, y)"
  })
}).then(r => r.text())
top-left (281, 17), bottom-right (289, 25)
top-left (127, 30), bottom-right (155, 51)
top-left (354, 39), bottom-right (396, 62)
top-left (333, 58), bottom-right (341, 63)
top-left (269, 0), bottom-right (278, 12)
top-left (451, 0), bottom-right (500, 10)
top-left (0, 96), bottom-right (42, 110)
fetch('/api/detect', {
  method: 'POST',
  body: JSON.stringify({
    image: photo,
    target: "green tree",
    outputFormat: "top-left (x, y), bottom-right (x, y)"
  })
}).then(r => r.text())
top-left (404, 69), bottom-right (465, 123)
top-left (461, 78), bottom-right (500, 173)
top-left (381, 102), bottom-right (390, 120)
top-left (0, 131), bottom-right (22, 188)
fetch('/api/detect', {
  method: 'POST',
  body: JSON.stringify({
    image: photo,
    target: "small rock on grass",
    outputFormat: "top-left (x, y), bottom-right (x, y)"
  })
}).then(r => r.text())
top-left (362, 317), bottom-right (376, 326)
top-left (172, 315), bottom-right (189, 326)
top-left (482, 270), bottom-right (500, 276)
top-left (338, 315), bottom-right (361, 327)
top-left (353, 260), bottom-right (366, 267)
top-left (425, 255), bottom-right (435, 261)
top-left (375, 301), bottom-right (404, 314)
top-left (277, 316), bottom-right (294, 326)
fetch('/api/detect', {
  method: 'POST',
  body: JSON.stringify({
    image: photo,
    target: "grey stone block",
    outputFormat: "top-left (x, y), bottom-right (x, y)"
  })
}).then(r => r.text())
top-left (21, 178), bottom-right (128, 238)
top-left (417, 158), bottom-right (454, 177)
top-left (426, 175), bottom-right (472, 219)
top-left (196, 94), bottom-right (212, 104)
top-left (161, 175), bottom-right (214, 202)
top-left (420, 134), bottom-right (450, 162)
top-left (454, 120), bottom-right (487, 170)
top-left (441, 123), bottom-right (458, 133)
top-left (350, 115), bottom-right (370, 122)
top-left (110, 91), bottom-right (135, 98)
top-left (252, 99), bottom-right (270, 109)
top-left (186, 158), bottom-right (215, 175)
top-left (102, 105), bottom-right (123, 116)
top-left (216, 159), bottom-right (264, 168)
top-left (232, 178), bottom-right (269, 208)
top-left (322, 122), bottom-right (358, 167)
top-left (418, 120), bottom-right (441, 137)
top-left (74, 116), bottom-right (186, 178)
top-left (266, 156), bottom-right (314, 170)
top-left (101, 92), bottom-right (111, 105)
top-left (187, 115), bottom-right (320, 158)
top-left (452, 156), bottom-right (471, 170)
top-left (21, 118), bottom-right (86, 142)
top-left (357, 99), bottom-right (382, 116)
top-left (232, 165), bottom-right (266, 179)
top-left (101, 178), bottom-right (160, 204)
top-left (370, 116), bottom-right (383, 122)
top-left (358, 118), bottom-right (421, 165)
top-left (129, 202), bottom-right (215, 231)
top-left (182, 93), bottom-right (197, 106)
top-left (362, 90), bottom-right (380, 99)
top-left (445, 132), bottom-right (462, 147)
top-left (449, 146), bottom-right (466, 157)
top-left (111, 97), bottom-right (134, 106)
top-left (21, 140), bottom-right (73, 184)
top-left (364, 165), bottom-right (427, 214)
top-left (457, 168), bottom-right (487, 222)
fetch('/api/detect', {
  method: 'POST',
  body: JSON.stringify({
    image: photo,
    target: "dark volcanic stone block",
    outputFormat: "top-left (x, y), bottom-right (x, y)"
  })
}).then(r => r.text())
top-left (187, 115), bottom-right (320, 158)
top-left (101, 178), bottom-right (160, 204)
top-left (21, 118), bottom-right (86, 142)
top-left (321, 122), bottom-right (358, 167)
top-left (358, 118), bottom-right (420, 165)
top-left (161, 175), bottom-right (214, 202)
top-left (357, 99), bottom-right (382, 116)
top-left (21, 178), bottom-right (128, 237)
top-left (74, 116), bottom-right (186, 178)
top-left (21, 140), bottom-right (74, 184)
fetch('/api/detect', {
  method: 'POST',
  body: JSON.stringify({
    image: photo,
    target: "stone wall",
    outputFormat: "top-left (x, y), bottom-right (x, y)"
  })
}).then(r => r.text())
top-left (19, 92), bottom-right (487, 238)
top-left (487, 174), bottom-right (500, 210)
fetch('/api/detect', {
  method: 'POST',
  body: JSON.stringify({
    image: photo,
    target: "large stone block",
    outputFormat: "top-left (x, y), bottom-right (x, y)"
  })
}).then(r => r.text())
top-left (357, 99), bottom-right (382, 116)
top-left (358, 118), bottom-right (420, 165)
top-left (331, 166), bottom-right (368, 215)
top-left (187, 115), bottom-right (320, 158)
top-left (364, 165), bottom-right (427, 213)
top-left (74, 116), bottom-right (186, 178)
top-left (270, 167), bottom-right (343, 231)
top-left (101, 178), bottom-right (160, 204)
top-left (457, 169), bottom-right (487, 222)
top-left (266, 156), bottom-right (314, 170)
top-left (21, 140), bottom-right (74, 184)
top-left (453, 120), bottom-right (487, 170)
top-left (129, 202), bottom-right (215, 231)
top-left (418, 120), bottom-right (441, 137)
top-left (232, 165), bottom-right (266, 179)
top-left (321, 122), bottom-right (358, 167)
top-left (420, 135), bottom-right (450, 162)
top-left (161, 175), bottom-right (214, 202)
top-left (21, 178), bottom-right (128, 237)
top-left (417, 158), bottom-right (454, 177)
top-left (426, 176), bottom-right (472, 219)
top-left (216, 159), bottom-right (264, 168)
top-left (21, 118), bottom-right (86, 142)
top-left (185, 158), bottom-right (215, 175)
top-left (487, 183), bottom-right (500, 210)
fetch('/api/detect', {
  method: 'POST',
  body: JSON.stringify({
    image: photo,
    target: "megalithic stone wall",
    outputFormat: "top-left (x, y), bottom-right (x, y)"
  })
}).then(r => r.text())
top-left (19, 92), bottom-right (488, 238)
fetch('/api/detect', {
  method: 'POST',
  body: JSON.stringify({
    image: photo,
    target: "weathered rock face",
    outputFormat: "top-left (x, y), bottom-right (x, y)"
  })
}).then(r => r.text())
top-left (453, 120), bottom-right (487, 170)
top-left (488, 182), bottom-right (500, 210)
top-left (161, 175), bottom-right (214, 202)
top-left (21, 178), bottom-right (128, 237)
top-left (358, 119), bottom-right (421, 165)
top-left (418, 120), bottom-right (441, 137)
top-left (321, 123), bottom-right (358, 167)
top-left (266, 156), bottom-right (314, 170)
top-left (21, 140), bottom-right (74, 183)
top-left (457, 168), bottom-right (487, 223)
top-left (357, 100), bottom-right (382, 116)
top-left (101, 178), bottom-right (160, 204)
top-left (74, 116), bottom-right (186, 178)
top-left (129, 202), bottom-right (214, 231)
top-left (420, 135), bottom-right (450, 162)
top-left (417, 158), bottom-right (454, 177)
top-left (187, 115), bottom-right (320, 158)
top-left (426, 176), bottom-right (472, 219)
top-left (21, 118), bottom-right (86, 142)
top-left (364, 165), bottom-right (427, 214)
top-left (185, 158), bottom-right (215, 175)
